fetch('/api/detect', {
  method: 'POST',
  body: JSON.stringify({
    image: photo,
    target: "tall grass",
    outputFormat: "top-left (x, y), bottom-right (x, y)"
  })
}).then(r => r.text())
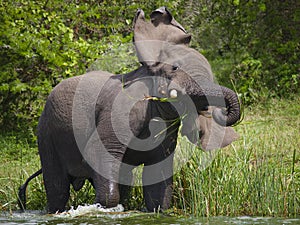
top-left (0, 98), bottom-right (299, 217)
top-left (0, 134), bottom-right (45, 211)
top-left (173, 97), bottom-right (300, 217)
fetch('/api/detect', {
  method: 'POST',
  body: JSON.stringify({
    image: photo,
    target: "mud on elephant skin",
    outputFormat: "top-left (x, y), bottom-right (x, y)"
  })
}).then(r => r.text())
top-left (17, 7), bottom-right (241, 214)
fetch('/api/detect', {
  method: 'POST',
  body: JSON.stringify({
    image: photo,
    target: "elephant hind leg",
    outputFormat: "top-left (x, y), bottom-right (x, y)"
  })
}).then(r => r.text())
top-left (42, 162), bottom-right (70, 213)
top-left (44, 174), bottom-right (70, 213)
top-left (39, 137), bottom-right (70, 213)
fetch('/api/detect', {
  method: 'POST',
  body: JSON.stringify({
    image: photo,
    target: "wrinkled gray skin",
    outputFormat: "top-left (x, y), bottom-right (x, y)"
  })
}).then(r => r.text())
top-left (133, 7), bottom-right (239, 150)
top-left (35, 7), bottom-right (240, 213)
top-left (133, 7), bottom-right (191, 64)
top-left (157, 43), bottom-right (240, 149)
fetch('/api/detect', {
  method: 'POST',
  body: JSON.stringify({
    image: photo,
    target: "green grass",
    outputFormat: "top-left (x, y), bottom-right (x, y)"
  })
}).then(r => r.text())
top-left (173, 97), bottom-right (300, 217)
top-left (0, 97), bottom-right (299, 217)
top-left (0, 133), bottom-right (45, 211)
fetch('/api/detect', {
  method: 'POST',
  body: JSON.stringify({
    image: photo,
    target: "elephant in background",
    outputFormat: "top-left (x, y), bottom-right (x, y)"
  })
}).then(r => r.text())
top-left (18, 7), bottom-right (240, 213)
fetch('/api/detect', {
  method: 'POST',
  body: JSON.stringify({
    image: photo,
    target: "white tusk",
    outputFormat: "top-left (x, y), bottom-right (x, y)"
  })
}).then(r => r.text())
top-left (169, 89), bottom-right (178, 99)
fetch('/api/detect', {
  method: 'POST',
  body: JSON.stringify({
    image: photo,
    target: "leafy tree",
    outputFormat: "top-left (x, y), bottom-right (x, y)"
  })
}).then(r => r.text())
top-left (181, 0), bottom-right (300, 104)
top-left (0, 0), bottom-right (299, 133)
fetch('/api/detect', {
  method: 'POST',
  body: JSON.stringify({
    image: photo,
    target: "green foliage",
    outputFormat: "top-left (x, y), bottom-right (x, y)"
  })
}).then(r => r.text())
top-left (88, 35), bottom-right (139, 74)
top-left (1, 0), bottom-right (299, 130)
top-left (0, 1), bottom-right (91, 130)
top-left (182, 0), bottom-right (300, 105)
top-left (231, 57), bottom-right (267, 104)
top-left (0, 132), bottom-right (44, 211)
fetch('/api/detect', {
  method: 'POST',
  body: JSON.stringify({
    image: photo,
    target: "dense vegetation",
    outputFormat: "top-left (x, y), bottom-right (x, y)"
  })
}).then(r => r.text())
top-left (0, 0), bottom-right (299, 217)
top-left (0, 0), bottom-right (299, 132)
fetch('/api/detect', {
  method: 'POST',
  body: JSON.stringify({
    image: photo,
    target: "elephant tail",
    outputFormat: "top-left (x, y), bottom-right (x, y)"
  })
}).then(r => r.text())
top-left (18, 169), bottom-right (42, 211)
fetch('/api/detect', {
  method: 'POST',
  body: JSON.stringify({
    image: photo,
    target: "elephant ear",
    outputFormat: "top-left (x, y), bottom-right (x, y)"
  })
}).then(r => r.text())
top-left (133, 7), bottom-right (191, 65)
top-left (181, 107), bottom-right (239, 151)
top-left (198, 114), bottom-right (239, 151)
top-left (150, 7), bottom-right (186, 33)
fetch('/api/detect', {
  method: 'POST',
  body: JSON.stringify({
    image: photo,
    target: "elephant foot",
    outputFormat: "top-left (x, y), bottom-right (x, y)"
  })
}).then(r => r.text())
top-left (47, 191), bottom-right (70, 214)
top-left (93, 176), bottom-right (120, 208)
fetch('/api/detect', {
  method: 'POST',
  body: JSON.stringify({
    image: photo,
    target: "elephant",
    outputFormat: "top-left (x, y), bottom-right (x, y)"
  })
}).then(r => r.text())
top-left (18, 7), bottom-right (241, 213)
top-left (133, 7), bottom-right (239, 150)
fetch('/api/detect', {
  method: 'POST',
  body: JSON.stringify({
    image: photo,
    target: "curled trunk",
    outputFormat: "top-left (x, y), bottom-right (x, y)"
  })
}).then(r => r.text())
top-left (185, 83), bottom-right (241, 127)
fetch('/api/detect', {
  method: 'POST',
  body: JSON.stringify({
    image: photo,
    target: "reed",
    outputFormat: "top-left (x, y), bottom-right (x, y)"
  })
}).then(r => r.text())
top-left (173, 97), bottom-right (300, 217)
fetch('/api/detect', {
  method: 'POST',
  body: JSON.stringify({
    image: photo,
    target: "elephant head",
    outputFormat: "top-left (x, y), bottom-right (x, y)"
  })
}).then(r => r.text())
top-left (133, 8), bottom-right (240, 150)
top-left (145, 43), bottom-right (241, 149)
top-left (133, 6), bottom-right (191, 64)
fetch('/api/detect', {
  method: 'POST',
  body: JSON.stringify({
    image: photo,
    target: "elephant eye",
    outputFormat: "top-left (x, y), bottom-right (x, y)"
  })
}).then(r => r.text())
top-left (172, 63), bottom-right (180, 71)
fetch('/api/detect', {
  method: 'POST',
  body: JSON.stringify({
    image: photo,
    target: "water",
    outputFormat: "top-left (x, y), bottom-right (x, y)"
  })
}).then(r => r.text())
top-left (1, 205), bottom-right (299, 225)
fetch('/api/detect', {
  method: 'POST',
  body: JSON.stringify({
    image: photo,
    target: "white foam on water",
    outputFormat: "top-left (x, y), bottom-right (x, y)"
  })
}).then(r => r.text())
top-left (54, 203), bottom-right (124, 218)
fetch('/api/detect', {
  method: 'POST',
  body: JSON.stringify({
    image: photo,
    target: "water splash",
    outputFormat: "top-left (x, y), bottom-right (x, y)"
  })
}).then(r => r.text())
top-left (53, 203), bottom-right (124, 218)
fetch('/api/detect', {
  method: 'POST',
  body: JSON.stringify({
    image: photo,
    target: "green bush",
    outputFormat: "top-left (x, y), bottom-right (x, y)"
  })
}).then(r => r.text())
top-left (0, 0), bottom-right (104, 131)
top-left (231, 57), bottom-right (267, 104)
top-left (0, 0), bottom-right (184, 133)
top-left (183, 0), bottom-right (300, 105)
top-left (0, 0), bottom-right (299, 132)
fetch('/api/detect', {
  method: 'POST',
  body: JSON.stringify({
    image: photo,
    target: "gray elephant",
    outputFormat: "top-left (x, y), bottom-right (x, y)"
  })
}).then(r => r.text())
top-left (133, 7), bottom-right (239, 150)
top-left (18, 7), bottom-right (240, 213)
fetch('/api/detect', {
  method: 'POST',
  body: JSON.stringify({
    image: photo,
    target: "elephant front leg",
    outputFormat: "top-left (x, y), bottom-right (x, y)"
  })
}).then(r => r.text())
top-left (93, 172), bottom-right (120, 208)
top-left (89, 155), bottom-right (123, 208)
top-left (143, 177), bottom-right (173, 212)
top-left (142, 160), bottom-right (174, 212)
top-left (84, 129), bottom-right (124, 208)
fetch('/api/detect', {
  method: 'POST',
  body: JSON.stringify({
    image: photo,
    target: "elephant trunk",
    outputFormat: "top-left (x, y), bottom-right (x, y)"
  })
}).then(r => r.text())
top-left (184, 83), bottom-right (241, 127)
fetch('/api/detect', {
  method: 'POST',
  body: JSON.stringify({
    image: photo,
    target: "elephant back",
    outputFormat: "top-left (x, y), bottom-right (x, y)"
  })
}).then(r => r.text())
top-left (38, 71), bottom-right (113, 135)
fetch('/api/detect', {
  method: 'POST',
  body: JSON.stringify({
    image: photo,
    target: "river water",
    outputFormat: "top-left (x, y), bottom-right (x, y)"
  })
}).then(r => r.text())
top-left (1, 205), bottom-right (299, 225)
